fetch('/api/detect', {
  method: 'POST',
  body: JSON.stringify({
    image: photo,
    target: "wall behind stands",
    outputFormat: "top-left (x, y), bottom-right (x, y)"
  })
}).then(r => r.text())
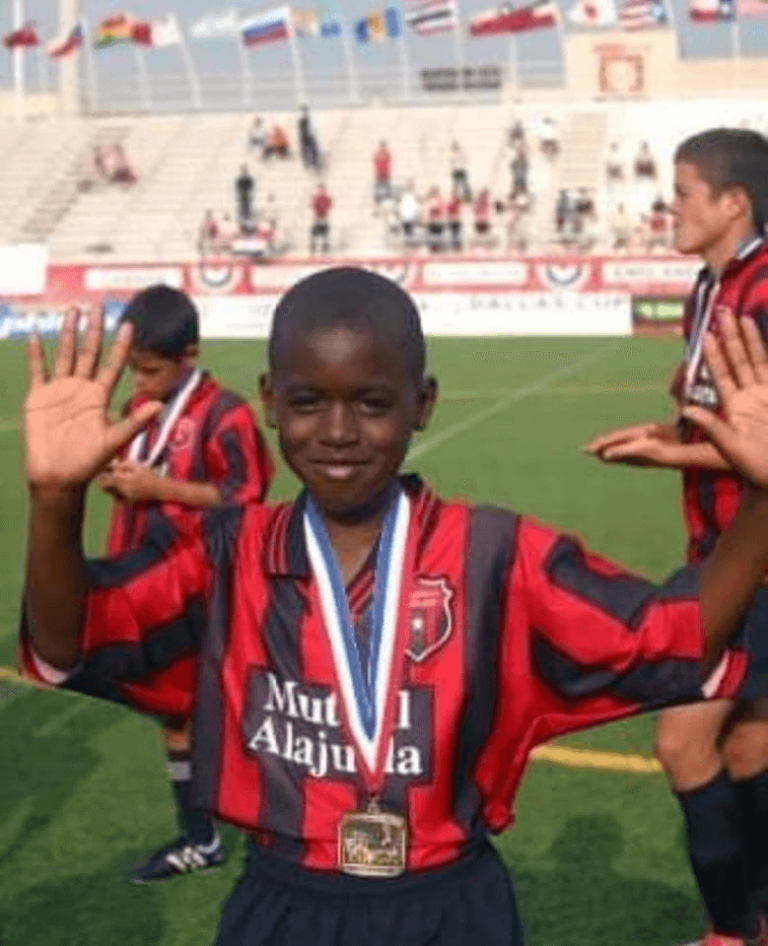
top-left (0, 255), bottom-right (700, 340)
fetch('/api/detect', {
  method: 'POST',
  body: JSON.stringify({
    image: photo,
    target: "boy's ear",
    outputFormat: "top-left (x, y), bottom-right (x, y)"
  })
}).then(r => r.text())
top-left (414, 377), bottom-right (438, 431)
top-left (183, 343), bottom-right (199, 361)
top-left (259, 374), bottom-right (277, 429)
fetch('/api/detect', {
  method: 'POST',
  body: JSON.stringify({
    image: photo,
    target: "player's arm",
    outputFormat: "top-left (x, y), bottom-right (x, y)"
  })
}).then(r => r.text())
top-left (583, 424), bottom-right (732, 471)
top-left (109, 462), bottom-right (222, 507)
top-left (201, 398), bottom-right (273, 506)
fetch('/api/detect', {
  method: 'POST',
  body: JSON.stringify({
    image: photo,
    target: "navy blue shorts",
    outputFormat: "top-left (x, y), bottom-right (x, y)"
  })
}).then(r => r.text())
top-left (214, 839), bottom-right (524, 946)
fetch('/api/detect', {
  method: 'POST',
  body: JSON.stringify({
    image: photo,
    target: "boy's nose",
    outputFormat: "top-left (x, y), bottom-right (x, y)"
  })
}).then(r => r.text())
top-left (324, 402), bottom-right (359, 444)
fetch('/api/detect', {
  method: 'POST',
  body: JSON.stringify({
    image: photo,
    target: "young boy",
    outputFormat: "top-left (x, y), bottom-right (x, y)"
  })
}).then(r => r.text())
top-left (585, 128), bottom-right (768, 946)
top-left (95, 285), bottom-right (274, 882)
top-left (20, 266), bottom-right (768, 946)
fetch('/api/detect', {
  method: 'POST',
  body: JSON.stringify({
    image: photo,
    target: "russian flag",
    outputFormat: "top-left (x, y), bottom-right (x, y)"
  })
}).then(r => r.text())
top-left (241, 7), bottom-right (292, 46)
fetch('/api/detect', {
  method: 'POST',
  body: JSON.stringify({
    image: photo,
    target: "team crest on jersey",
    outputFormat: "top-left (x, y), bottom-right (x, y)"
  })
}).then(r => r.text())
top-left (169, 417), bottom-right (195, 451)
top-left (406, 577), bottom-right (453, 662)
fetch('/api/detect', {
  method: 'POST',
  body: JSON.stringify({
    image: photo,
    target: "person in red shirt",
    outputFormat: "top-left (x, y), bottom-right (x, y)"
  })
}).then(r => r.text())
top-left (310, 183), bottom-right (332, 255)
top-left (446, 188), bottom-right (462, 253)
top-left (425, 186), bottom-right (445, 253)
top-left (585, 128), bottom-right (768, 946)
top-left (373, 140), bottom-right (392, 205)
top-left (19, 266), bottom-right (768, 946)
top-left (97, 285), bottom-right (274, 882)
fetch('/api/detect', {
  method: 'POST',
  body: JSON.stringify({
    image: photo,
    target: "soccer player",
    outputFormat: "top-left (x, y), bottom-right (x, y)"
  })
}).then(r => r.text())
top-left (584, 128), bottom-right (768, 946)
top-left (19, 267), bottom-right (768, 946)
top-left (96, 285), bottom-right (274, 882)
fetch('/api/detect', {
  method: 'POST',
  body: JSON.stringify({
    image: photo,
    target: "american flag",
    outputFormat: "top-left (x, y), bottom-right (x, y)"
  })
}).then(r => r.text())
top-left (619, 0), bottom-right (666, 27)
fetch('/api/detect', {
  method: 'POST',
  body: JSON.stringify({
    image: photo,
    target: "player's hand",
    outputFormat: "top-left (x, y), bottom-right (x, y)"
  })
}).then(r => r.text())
top-left (110, 461), bottom-right (165, 503)
top-left (24, 308), bottom-right (161, 489)
top-left (682, 311), bottom-right (768, 488)
top-left (583, 422), bottom-right (678, 462)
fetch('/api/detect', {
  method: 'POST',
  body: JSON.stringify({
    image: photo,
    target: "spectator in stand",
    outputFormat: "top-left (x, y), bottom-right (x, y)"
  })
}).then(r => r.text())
top-left (298, 106), bottom-right (320, 171)
top-left (248, 116), bottom-right (266, 158)
top-left (235, 164), bottom-right (255, 231)
top-left (540, 116), bottom-right (560, 159)
top-left (198, 209), bottom-right (220, 256)
top-left (472, 188), bottom-right (492, 248)
top-left (574, 188), bottom-right (597, 251)
top-left (504, 191), bottom-right (531, 253)
top-left (264, 124), bottom-right (289, 160)
top-left (555, 188), bottom-right (570, 240)
top-left (110, 144), bottom-right (137, 185)
top-left (606, 141), bottom-right (623, 182)
top-left (634, 141), bottom-right (657, 179)
top-left (398, 180), bottom-right (419, 249)
top-left (373, 140), bottom-right (393, 205)
top-left (449, 141), bottom-right (471, 202)
top-left (310, 182), bottom-right (332, 254)
top-left (510, 144), bottom-right (529, 199)
top-left (424, 186), bottom-right (445, 253)
top-left (610, 202), bottom-right (631, 253)
top-left (446, 188), bottom-right (463, 253)
top-left (645, 194), bottom-right (670, 253)
top-left (90, 145), bottom-right (112, 185)
top-left (508, 118), bottom-right (525, 148)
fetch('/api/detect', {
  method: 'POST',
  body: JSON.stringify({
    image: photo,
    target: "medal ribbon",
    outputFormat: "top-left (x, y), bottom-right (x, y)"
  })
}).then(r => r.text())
top-left (127, 367), bottom-right (203, 468)
top-left (304, 488), bottom-right (412, 793)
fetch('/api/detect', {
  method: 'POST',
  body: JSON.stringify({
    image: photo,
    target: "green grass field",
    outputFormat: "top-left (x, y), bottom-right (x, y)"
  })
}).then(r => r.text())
top-left (0, 334), bottom-right (709, 946)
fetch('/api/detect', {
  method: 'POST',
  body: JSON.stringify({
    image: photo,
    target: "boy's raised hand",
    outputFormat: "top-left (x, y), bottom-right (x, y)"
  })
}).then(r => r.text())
top-left (24, 307), bottom-right (161, 489)
top-left (683, 310), bottom-right (768, 488)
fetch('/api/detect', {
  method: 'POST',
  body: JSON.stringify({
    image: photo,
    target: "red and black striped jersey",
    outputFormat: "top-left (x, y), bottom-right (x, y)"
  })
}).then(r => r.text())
top-left (107, 371), bottom-right (274, 554)
top-left (680, 238), bottom-right (768, 563)
top-left (19, 478), bottom-right (753, 871)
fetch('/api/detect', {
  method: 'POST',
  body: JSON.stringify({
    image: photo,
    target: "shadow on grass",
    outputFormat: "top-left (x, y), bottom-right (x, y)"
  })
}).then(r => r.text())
top-left (501, 814), bottom-right (703, 946)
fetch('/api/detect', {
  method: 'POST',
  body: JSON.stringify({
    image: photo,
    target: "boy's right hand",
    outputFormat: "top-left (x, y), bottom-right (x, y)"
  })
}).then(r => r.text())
top-left (24, 307), bottom-right (161, 491)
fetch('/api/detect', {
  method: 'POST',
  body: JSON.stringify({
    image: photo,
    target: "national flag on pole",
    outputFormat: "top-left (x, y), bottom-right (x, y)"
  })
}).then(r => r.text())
top-left (241, 7), bottom-right (292, 46)
top-left (190, 9), bottom-right (241, 38)
top-left (618, 0), bottom-right (666, 27)
top-left (292, 8), bottom-right (343, 36)
top-left (354, 8), bottom-right (402, 42)
top-left (147, 14), bottom-right (183, 46)
top-left (567, 0), bottom-right (618, 25)
top-left (736, 0), bottom-right (768, 15)
top-left (47, 22), bottom-right (84, 57)
top-left (469, 0), bottom-right (558, 35)
top-left (3, 23), bottom-right (40, 48)
top-left (689, 0), bottom-right (733, 19)
top-left (93, 14), bottom-right (144, 47)
top-left (405, 0), bottom-right (459, 34)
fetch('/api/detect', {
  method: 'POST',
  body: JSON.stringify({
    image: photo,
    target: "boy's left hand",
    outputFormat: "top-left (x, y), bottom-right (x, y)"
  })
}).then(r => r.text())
top-left (583, 422), bottom-right (680, 466)
top-left (110, 461), bottom-right (165, 502)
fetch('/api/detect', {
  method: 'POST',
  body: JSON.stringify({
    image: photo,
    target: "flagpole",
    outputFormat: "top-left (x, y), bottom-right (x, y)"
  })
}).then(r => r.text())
top-left (338, 13), bottom-right (361, 103)
top-left (82, 16), bottom-right (99, 113)
top-left (508, 36), bottom-right (518, 93)
top-left (286, 13), bottom-right (308, 105)
top-left (35, 44), bottom-right (45, 92)
top-left (178, 21), bottom-right (203, 109)
top-left (133, 44), bottom-right (152, 111)
top-left (12, 0), bottom-right (24, 119)
top-left (235, 29), bottom-right (253, 108)
top-left (453, 0), bottom-right (465, 93)
top-left (393, 5), bottom-right (412, 100)
top-left (731, 15), bottom-right (741, 90)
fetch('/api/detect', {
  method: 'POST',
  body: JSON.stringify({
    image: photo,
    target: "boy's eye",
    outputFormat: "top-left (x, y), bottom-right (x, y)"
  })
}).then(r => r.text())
top-left (359, 395), bottom-right (394, 415)
top-left (288, 392), bottom-right (322, 411)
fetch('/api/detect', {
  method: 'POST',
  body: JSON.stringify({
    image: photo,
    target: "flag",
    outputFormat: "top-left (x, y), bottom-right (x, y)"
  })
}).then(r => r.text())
top-left (736, 0), bottom-right (768, 15)
top-left (47, 22), bottom-right (84, 57)
top-left (3, 23), bottom-right (39, 49)
top-left (689, 0), bottom-right (733, 19)
top-left (354, 8), bottom-right (401, 42)
top-left (405, 0), bottom-right (459, 34)
top-left (148, 14), bottom-right (183, 46)
top-left (618, 0), bottom-right (666, 27)
top-left (567, 0), bottom-right (617, 25)
top-left (469, 0), bottom-right (558, 35)
top-left (93, 14), bottom-right (144, 47)
top-left (241, 7), bottom-right (292, 45)
top-left (190, 9), bottom-right (240, 38)
top-left (293, 8), bottom-right (321, 35)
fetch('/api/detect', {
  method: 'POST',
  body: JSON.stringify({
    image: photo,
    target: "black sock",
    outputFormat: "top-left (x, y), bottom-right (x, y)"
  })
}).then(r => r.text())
top-left (166, 750), bottom-right (215, 846)
top-left (734, 769), bottom-right (768, 922)
top-left (676, 771), bottom-right (752, 937)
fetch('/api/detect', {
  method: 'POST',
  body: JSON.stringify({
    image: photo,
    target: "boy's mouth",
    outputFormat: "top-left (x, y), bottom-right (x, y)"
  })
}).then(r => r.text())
top-left (310, 459), bottom-right (370, 481)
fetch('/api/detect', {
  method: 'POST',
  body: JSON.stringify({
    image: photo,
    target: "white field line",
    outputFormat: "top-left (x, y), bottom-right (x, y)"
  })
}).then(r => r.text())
top-left (408, 341), bottom-right (621, 461)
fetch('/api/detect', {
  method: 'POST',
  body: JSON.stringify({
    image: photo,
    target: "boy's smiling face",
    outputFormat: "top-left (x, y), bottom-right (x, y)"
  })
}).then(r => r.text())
top-left (261, 324), bottom-right (436, 520)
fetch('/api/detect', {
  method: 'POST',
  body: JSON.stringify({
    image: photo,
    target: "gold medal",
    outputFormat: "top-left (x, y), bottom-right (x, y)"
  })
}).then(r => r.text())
top-left (338, 798), bottom-right (407, 877)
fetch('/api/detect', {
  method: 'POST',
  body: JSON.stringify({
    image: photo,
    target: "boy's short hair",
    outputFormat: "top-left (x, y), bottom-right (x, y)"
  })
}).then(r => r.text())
top-left (675, 128), bottom-right (768, 231)
top-left (119, 285), bottom-right (200, 358)
top-left (268, 266), bottom-right (426, 380)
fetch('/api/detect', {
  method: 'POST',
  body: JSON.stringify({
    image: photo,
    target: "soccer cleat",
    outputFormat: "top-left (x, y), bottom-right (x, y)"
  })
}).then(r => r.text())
top-left (131, 833), bottom-right (225, 883)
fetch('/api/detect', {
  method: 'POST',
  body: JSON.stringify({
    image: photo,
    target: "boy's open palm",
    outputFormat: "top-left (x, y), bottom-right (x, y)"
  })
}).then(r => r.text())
top-left (684, 311), bottom-right (768, 489)
top-left (24, 308), bottom-right (160, 488)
